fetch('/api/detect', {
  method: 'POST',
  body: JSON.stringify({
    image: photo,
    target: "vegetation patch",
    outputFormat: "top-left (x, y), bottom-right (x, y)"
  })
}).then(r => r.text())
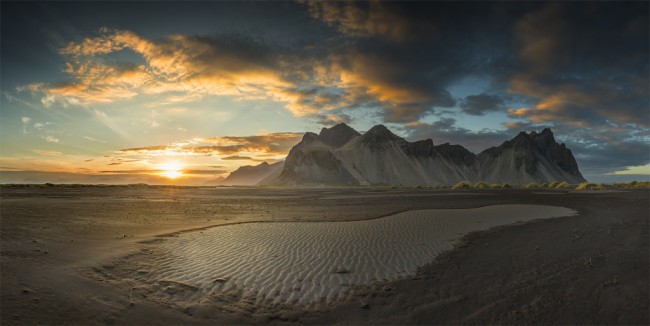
top-left (452, 181), bottom-right (472, 189)
top-left (576, 182), bottom-right (606, 190)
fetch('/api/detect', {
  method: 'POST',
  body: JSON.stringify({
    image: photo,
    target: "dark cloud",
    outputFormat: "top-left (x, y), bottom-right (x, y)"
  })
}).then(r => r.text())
top-left (460, 94), bottom-right (506, 116)
top-left (302, 0), bottom-right (436, 41)
top-left (314, 113), bottom-right (352, 126)
top-left (508, 2), bottom-right (649, 129)
top-left (405, 118), bottom-right (513, 154)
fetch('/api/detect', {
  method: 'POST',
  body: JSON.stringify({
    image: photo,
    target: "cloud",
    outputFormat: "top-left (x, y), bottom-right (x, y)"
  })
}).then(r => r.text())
top-left (611, 163), bottom-right (650, 175)
top-left (25, 10), bottom-right (496, 125)
top-left (17, 1), bottom-right (649, 176)
top-left (82, 136), bottom-right (106, 143)
top-left (30, 29), bottom-right (289, 107)
top-left (200, 132), bottom-right (304, 155)
top-left (43, 135), bottom-right (60, 143)
top-left (115, 132), bottom-right (303, 158)
top-left (98, 168), bottom-right (227, 175)
top-left (315, 113), bottom-right (352, 126)
top-left (183, 169), bottom-right (229, 175)
top-left (221, 155), bottom-right (265, 162)
top-left (31, 149), bottom-right (63, 156)
top-left (508, 2), bottom-right (649, 129)
top-left (302, 0), bottom-right (434, 41)
top-left (405, 118), bottom-right (513, 154)
top-left (21, 116), bottom-right (31, 134)
top-left (460, 93), bottom-right (506, 116)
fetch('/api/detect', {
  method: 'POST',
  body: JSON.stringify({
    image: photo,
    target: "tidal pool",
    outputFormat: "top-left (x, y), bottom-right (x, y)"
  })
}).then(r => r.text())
top-left (147, 204), bottom-right (575, 305)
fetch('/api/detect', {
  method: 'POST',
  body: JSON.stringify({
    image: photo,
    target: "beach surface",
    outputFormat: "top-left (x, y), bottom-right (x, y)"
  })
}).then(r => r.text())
top-left (1, 186), bottom-right (648, 324)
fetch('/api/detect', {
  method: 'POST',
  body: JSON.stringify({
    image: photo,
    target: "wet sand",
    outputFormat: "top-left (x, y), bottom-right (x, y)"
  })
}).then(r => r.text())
top-left (1, 186), bottom-right (648, 324)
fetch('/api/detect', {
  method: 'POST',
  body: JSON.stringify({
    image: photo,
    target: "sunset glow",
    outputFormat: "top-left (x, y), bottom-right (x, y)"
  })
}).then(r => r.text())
top-left (158, 161), bottom-right (184, 179)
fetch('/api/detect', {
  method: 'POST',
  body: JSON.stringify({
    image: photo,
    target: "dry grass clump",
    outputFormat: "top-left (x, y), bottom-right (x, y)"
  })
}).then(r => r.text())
top-left (488, 183), bottom-right (502, 189)
top-left (555, 182), bottom-right (572, 189)
top-left (522, 183), bottom-right (540, 189)
top-left (473, 182), bottom-right (489, 189)
top-left (576, 182), bottom-right (606, 190)
top-left (612, 181), bottom-right (650, 188)
top-left (452, 181), bottom-right (472, 189)
top-left (548, 181), bottom-right (560, 188)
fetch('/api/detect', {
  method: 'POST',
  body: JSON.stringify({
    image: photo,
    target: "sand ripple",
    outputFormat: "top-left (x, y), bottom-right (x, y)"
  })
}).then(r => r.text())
top-left (131, 204), bottom-right (575, 305)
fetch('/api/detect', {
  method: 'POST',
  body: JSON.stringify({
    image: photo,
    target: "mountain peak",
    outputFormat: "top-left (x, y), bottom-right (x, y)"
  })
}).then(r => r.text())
top-left (264, 124), bottom-right (584, 186)
top-left (360, 124), bottom-right (404, 149)
top-left (318, 123), bottom-right (361, 148)
top-left (319, 122), bottom-right (353, 134)
top-left (302, 132), bottom-right (319, 142)
top-left (364, 124), bottom-right (400, 137)
top-left (540, 128), bottom-right (553, 136)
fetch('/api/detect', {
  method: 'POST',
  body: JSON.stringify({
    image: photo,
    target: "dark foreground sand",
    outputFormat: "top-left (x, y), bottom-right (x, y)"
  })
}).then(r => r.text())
top-left (1, 186), bottom-right (648, 324)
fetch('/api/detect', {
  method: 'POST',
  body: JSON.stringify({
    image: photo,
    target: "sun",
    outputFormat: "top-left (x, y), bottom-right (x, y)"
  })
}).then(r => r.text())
top-left (158, 161), bottom-right (184, 179)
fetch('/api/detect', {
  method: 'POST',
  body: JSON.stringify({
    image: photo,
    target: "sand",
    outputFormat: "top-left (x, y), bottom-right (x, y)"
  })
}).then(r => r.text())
top-left (102, 205), bottom-right (574, 307)
top-left (1, 186), bottom-right (648, 324)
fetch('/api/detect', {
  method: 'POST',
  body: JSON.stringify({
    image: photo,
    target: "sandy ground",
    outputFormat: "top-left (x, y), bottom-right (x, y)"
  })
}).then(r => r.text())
top-left (1, 186), bottom-right (648, 324)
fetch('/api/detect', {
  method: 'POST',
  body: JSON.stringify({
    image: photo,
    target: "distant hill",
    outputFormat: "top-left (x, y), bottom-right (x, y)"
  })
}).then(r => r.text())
top-left (219, 161), bottom-right (284, 186)
top-left (255, 123), bottom-right (584, 186)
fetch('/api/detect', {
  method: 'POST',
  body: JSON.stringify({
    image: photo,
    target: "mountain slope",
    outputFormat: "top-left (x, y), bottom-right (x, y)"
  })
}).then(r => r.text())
top-left (267, 132), bottom-right (358, 185)
top-left (477, 129), bottom-right (585, 184)
top-left (256, 123), bottom-right (585, 186)
top-left (332, 125), bottom-right (479, 185)
top-left (219, 161), bottom-right (284, 186)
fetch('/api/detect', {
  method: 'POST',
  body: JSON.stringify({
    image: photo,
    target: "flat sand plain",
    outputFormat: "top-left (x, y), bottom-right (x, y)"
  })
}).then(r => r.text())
top-left (1, 186), bottom-right (648, 324)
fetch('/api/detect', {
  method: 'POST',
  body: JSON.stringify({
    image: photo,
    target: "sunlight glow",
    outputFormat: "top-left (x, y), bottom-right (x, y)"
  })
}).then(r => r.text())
top-left (611, 163), bottom-right (650, 175)
top-left (158, 161), bottom-right (184, 179)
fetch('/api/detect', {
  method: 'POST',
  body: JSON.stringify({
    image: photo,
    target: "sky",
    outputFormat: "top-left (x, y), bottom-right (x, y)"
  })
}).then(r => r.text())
top-left (1, 1), bottom-right (648, 185)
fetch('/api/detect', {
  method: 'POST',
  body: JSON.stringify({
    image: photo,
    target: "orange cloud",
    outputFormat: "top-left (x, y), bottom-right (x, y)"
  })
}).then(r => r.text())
top-left (115, 132), bottom-right (303, 158)
top-left (32, 29), bottom-right (290, 107)
top-left (27, 27), bottom-right (455, 124)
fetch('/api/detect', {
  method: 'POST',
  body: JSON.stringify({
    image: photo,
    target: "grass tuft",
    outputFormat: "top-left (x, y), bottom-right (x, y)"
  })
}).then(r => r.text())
top-left (576, 182), bottom-right (606, 190)
top-left (555, 182), bottom-right (572, 189)
top-left (452, 181), bottom-right (472, 189)
top-left (473, 182), bottom-right (489, 189)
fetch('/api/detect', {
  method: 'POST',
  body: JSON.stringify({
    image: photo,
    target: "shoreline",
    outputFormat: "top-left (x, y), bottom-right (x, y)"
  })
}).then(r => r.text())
top-left (1, 187), bottom-right (648, 324)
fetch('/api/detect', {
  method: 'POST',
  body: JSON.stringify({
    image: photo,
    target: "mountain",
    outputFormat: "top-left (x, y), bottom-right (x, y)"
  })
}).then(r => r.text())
top-left (203, 175), bottom-right (226, 185)
top-left (332, 125), bottom-right (479, 185)
top-left (477, 128), bottom-right (585, 184)
top-left (318, 123), bottom-right (361, 147)
top-left (268, 132), bottom-right (358, 185)
top-left (257, 123), bottom-right (585, 186)
top-left (219, 161), bottom-right (284, 186)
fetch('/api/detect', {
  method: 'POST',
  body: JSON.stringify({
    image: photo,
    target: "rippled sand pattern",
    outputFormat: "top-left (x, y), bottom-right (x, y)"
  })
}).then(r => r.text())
top-left (151, 205), bottom-right (575, 305)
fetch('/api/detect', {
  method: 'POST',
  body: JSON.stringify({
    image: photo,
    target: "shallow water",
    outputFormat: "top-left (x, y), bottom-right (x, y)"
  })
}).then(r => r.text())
top-left (151, 204), bottom-right (575, 305)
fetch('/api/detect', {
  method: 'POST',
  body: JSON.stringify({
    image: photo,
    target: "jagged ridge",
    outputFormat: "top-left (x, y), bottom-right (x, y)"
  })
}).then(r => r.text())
top-left (232, 123), bottom-right (586, 186)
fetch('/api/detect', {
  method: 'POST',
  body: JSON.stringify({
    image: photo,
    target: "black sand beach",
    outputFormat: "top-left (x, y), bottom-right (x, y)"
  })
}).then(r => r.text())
top-left (1, 186), bottom-right (648, 324)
